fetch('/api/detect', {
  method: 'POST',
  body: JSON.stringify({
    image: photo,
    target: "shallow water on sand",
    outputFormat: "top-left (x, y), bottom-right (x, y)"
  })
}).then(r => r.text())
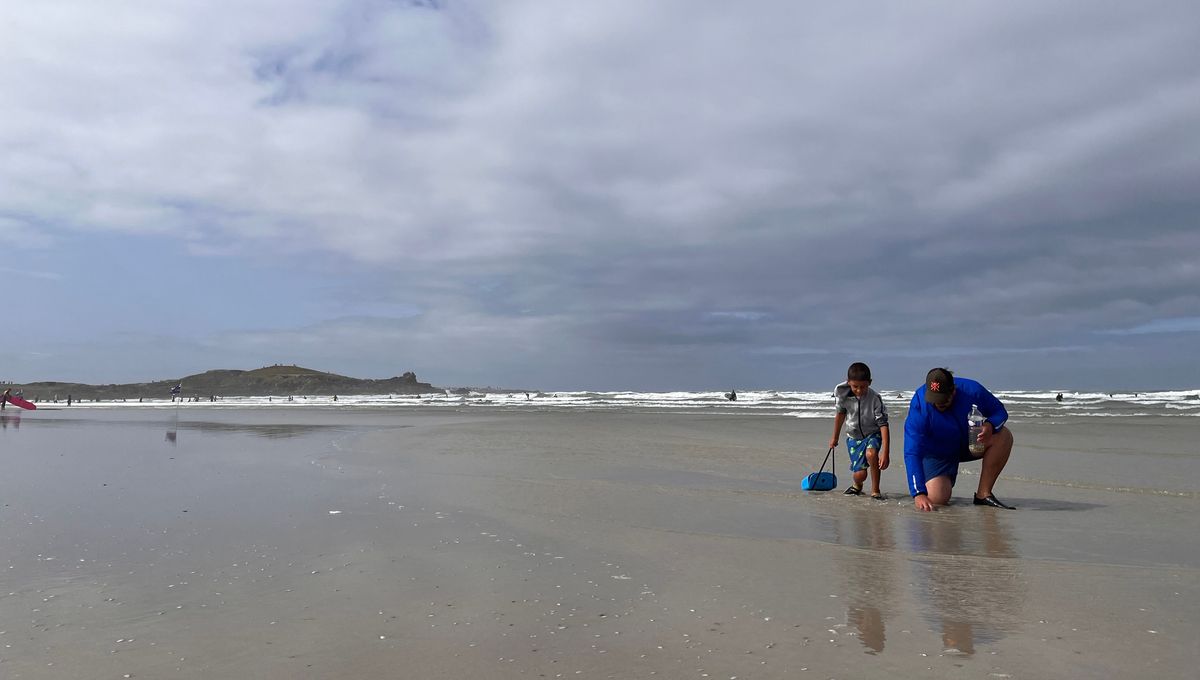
top-left (1, 408), bottom-right (1196, 678)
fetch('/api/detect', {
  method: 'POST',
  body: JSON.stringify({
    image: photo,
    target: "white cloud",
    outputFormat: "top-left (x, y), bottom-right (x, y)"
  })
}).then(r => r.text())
top-left (0, 216), bottom-right (55, 248)
top-left (0, 264), bottom-right (61, 280)
top-left (5, 1), bottom-right (1197, 266)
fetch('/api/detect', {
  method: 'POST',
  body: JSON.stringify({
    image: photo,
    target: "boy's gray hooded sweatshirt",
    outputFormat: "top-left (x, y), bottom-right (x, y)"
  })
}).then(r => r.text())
top-left (835, 382), bottom-right (888, 439)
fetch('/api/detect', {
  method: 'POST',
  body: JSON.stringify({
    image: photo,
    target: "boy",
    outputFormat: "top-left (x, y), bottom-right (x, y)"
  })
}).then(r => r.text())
top-left (828, 362), bottom-right (890, 499)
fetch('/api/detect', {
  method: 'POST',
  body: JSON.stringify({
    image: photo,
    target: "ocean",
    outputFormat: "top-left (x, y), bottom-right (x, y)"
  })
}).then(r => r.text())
top-left (35, 388), bottom-right (1200, 419)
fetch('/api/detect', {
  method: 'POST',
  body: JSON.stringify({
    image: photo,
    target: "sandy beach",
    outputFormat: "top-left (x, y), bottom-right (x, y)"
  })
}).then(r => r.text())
top-left (1, 407), bottom-right (1197, 678)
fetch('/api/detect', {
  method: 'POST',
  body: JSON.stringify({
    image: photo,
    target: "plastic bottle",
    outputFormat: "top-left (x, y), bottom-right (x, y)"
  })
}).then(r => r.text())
top-left (968, 404), bottom-right (985, 454)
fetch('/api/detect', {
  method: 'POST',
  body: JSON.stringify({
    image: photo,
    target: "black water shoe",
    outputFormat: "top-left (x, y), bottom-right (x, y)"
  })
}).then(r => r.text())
top-left (843, 486), bottom-right (863, 496)
top-left (973, 493), bottom-right (1015, 509)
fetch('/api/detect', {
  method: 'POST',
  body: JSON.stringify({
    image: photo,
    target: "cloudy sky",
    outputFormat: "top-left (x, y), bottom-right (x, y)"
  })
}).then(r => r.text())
top-left (3, 0), bottom-right (1198, 391)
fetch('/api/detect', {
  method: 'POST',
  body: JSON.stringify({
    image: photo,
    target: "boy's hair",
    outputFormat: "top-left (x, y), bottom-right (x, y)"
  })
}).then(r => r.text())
top-left (847, 362), bottom-right (872, 382)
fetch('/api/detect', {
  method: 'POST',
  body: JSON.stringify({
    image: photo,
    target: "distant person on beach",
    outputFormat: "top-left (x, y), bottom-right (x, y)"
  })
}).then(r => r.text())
top-left (1, 388), bottom-right (10, 410)
top-left (904, 368), bottom-right (1015, 511)
top-left (829, 362), bottom-right (890, 499)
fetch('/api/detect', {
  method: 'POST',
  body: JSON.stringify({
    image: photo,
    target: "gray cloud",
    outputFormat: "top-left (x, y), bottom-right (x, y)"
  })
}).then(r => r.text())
top-left (3, 0), bottom-right (1199, 388)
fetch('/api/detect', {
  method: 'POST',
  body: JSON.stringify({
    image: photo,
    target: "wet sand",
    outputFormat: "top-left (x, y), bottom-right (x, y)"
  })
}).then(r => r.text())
top-left (1, 408), bottom-right (1197, 678)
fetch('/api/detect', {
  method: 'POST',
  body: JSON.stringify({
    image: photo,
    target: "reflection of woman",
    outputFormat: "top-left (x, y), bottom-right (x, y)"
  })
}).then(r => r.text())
top-left (905, 511), bottom-right (1025, 655)
top-left (833, 507), bottom-right (898, 653)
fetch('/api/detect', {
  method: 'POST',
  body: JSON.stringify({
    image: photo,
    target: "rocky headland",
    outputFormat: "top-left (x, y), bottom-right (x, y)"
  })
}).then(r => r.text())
top-left (10, 365), bottom-right (440, 401)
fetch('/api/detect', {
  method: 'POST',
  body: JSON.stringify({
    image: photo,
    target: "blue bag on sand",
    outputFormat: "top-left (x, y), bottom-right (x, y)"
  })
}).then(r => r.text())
top-left (801, 447), bottom-right (838, 491)
top-left (802, 471), bottom-right (837, 491)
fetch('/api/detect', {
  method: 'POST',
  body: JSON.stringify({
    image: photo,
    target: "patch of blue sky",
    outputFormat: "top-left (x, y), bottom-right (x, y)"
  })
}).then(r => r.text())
top-left (706, 311), bottom-right (768, 322)
top-left (11, 232), bottom-right (335, 341)
top-left (873, 345), bottom-right (1090, 358)
top-left (752, 346), bottom-right (833, 356)
top-left (1105, 317), bottom-right (1200, 335)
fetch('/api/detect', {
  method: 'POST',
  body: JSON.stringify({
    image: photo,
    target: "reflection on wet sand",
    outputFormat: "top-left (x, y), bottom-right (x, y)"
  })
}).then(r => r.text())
top-left (905, 510), bottom-right (1026, 656)
top-left (163, 419), bottom-right (348, 444)
top-left (0, 416), bottom-right (341, 440)
top-left (833, 507), bottom-right (898, 653)
top-left (174, 420), bottom-right (342, 439)
top-left (0, 413), bottom-right (20, 430)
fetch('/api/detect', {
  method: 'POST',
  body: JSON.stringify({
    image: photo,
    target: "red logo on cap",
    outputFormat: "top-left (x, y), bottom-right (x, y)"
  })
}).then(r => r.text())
top-left (930, 381), bottom-right (941, 391)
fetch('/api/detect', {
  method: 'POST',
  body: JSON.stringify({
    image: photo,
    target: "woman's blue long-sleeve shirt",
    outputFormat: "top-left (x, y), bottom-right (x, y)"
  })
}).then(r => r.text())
top-left (903, 377), bottom-right (1008, 496)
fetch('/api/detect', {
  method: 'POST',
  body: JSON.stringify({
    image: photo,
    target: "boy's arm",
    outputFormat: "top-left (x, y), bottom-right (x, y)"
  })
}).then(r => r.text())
top-left (828, 412), bottom-right (846, 449)
top-left (874, 393), bottom-right (890, 468)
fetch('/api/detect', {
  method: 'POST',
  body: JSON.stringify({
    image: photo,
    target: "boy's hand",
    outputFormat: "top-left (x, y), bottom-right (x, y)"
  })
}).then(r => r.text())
top-left (914, 495), bottom-right (936, 512)
top-left (827, 437), bottom-right (838, 450)
top-left (878, 449), bottom-right (890, 470)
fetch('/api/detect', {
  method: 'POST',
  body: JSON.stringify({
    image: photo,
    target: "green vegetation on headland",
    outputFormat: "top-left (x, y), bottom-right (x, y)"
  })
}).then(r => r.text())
top-left (9, 365), bottom-right (440, 401)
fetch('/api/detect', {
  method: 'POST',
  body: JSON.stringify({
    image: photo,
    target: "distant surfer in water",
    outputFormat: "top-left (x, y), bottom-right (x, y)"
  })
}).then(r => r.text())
top-left (725, 389), bottom-right (737, 401)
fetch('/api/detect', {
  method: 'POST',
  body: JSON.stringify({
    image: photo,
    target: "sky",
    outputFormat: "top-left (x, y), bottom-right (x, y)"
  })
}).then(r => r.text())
top-left (3, 0), bottom-right (1199, 391)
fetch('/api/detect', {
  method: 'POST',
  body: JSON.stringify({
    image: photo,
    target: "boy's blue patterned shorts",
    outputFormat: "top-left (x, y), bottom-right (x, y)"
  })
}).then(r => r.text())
top-left (845, 434), bottom-right (882, 472)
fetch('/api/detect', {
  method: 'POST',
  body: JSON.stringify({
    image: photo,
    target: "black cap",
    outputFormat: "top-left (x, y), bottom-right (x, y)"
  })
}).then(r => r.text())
top-left (925, 367), bottom-right (954, 406)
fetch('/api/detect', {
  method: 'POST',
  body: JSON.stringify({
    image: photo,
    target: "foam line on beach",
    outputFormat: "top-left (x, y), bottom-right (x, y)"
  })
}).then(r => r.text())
top-left (965, 469), bottom-right (1199, 499)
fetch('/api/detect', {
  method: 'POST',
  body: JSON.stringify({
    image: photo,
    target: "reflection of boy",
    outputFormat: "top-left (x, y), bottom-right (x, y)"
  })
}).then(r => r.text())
top-left (828, 362), bottom-right (890, 498)
top-left (837, 507), bottom-right (897, 652)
